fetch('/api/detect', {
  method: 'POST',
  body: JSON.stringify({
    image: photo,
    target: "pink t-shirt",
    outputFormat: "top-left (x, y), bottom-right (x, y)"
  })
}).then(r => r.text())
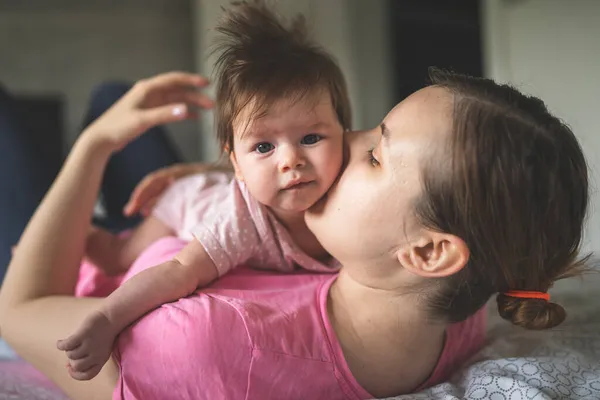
top-left (152, 172), bottom-right (339, 276)
top-left (83, 237), bottom-right (486, 400)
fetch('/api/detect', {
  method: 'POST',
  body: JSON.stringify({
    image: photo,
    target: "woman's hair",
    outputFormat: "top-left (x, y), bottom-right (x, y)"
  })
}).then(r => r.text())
top-left (211, 0), bottom-right (352, 153)
top-left (415, 69), bottom-right (591, 330)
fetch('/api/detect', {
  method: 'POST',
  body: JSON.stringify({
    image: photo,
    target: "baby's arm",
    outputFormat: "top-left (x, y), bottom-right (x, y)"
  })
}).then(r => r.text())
top-left (57, 238), bottom-right (218, 380)
top-left (85, 216), bottom-right (175, 275)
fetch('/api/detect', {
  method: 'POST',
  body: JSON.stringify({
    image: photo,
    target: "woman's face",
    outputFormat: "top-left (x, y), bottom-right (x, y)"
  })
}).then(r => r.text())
top-left (305, 86), bottom-right (453, 277)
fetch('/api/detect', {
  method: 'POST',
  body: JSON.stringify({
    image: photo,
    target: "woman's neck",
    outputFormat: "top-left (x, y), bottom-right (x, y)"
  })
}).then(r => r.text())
top-left (328, 268), bottom-right (446, 398)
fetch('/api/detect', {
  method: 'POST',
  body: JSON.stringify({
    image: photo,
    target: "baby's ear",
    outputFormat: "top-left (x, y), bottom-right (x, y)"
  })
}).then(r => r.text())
top-left (229, 152), bottom-right (244, 182)
top-left (397, 231), bottom-right (469, 278)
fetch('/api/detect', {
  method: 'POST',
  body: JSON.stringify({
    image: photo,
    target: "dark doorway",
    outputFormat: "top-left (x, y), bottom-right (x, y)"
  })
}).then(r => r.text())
top-left (388, 0), bottom-right (483, 102)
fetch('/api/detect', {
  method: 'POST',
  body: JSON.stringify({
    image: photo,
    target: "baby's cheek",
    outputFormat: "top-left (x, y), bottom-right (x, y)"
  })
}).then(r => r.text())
top-left (325, 153), bottom-right (344, 183)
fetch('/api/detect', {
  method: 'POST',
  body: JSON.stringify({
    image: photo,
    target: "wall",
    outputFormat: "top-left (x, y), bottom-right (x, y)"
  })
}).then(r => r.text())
top-left (0, 0), bottom-right (394, 162)
top-left (0, 0), bottom-right (198, 160)
top-left (482, 0), bottom-right (600, 255)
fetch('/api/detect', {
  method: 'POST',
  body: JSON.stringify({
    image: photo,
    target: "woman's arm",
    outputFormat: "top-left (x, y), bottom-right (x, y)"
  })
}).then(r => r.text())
top-left (57, 239), bottom-right (218, 380)
top-left (0, 72), bottom-right (211, 400)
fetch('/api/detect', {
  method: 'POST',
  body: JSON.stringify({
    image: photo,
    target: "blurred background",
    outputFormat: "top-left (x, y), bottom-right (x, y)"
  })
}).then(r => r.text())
top-left (0, 0), bottom-right (598, 254)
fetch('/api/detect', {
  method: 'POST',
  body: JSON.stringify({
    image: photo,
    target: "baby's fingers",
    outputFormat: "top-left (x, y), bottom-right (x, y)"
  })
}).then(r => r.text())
top-left (69, 355), bottom-right (98, 374)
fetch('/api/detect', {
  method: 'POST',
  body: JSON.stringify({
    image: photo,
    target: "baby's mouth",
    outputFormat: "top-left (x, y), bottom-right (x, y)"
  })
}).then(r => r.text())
top-left (282, 180), bottom-right (313, 191)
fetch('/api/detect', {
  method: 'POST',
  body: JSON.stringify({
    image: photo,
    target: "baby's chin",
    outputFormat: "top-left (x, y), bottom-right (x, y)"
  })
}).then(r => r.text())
top-left (277, 200), bottom-right (318, 214)
top-left (272, 191), bottom-right (328, 214)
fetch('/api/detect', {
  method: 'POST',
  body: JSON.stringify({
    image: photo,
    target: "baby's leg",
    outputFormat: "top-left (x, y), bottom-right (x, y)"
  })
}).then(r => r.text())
top-left (59, 237), bottom-right (212, 381)
top-left (85, 216), bottom-right (175, 277)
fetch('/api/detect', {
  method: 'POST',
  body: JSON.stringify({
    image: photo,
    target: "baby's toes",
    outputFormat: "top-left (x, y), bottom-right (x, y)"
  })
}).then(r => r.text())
top-left (67, 364), bottom-right (100, 381)
top-left (66, 346), bottom-right (88, 361)
top-left (69, 356), bottom-right (96, 375)
top-left (57, 336), bottom-right (81, 351)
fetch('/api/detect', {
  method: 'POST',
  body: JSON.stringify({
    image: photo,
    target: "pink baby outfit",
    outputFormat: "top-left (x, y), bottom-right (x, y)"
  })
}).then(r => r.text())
top-left (152, 172), bottom-right (339, 276)
top-left (75, 238), bottom-right (486, 400)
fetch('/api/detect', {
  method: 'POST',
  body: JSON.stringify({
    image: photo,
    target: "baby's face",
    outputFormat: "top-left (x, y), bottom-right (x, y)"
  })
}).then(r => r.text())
top-left (231, 91), bottom-right (343, 216)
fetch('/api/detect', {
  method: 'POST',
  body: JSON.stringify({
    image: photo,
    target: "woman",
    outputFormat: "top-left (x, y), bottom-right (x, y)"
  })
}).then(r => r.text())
top-left (0, 70), bottom-right (590, 399)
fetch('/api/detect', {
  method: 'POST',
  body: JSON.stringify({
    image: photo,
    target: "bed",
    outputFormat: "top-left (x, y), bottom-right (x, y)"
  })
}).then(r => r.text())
top-left (1, 275), bottom-right (599, 400)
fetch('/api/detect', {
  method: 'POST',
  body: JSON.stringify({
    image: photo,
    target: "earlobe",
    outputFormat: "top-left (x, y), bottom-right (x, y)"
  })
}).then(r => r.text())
top-left (229, 153), bottom-right (245, 182)
top-left (398, 233), bottom-right (469, 278)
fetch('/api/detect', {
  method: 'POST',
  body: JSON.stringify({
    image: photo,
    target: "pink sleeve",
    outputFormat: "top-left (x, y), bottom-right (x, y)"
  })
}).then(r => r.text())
top-left (192, 182), bottom-right (263, 276)
top-left (114, 294), bottom-right (252, 400)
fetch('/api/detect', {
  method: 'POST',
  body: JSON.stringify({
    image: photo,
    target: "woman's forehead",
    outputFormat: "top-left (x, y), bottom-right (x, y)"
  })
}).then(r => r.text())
top-left (383, 87), bottom-right (453, 136)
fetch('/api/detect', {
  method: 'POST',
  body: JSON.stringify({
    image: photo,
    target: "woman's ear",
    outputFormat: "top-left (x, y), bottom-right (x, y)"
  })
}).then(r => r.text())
top-left (229, 152), bottom-right (244, 182)
top-left (397, 231), bottom-right (469, 278)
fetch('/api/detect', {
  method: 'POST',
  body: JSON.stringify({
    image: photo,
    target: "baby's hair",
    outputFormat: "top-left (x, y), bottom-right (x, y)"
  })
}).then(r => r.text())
top-left (416, 68), bottom-right (593, 330)
top-left (211, 0), bottom-right (351, 153)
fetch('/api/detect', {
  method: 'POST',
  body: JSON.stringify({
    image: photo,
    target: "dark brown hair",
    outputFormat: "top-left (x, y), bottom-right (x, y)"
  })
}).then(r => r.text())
top-left (416, 69), bottom-right (591, 330)
top-left (211, 0), bottom-right (352, 153)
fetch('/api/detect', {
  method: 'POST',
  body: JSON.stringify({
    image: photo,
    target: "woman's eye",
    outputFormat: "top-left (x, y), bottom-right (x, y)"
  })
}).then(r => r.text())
top-left (301, 134), bottom-right (322, 145)
top-left (368, 148), bottom-right (380, 167)
top-left (255, 142), bottom-right (274, 154)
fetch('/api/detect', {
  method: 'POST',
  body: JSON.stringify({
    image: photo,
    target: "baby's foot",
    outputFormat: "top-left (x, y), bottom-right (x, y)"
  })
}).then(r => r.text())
top-left (56, 310), bottom-right (117, 380)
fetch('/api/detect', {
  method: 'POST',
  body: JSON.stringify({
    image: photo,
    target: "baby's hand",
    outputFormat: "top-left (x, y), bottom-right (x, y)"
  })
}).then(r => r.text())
top-left (56, 310), bottom-right (118, 381)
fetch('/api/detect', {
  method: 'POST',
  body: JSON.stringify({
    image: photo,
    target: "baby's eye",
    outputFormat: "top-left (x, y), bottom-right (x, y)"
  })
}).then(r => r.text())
top-left (301, 134), bottom-right (322, 145)
top-left (255, 142), bottom-right (274, 154)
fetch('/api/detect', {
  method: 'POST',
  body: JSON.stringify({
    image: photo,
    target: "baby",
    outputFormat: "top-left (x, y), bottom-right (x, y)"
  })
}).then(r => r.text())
top-left (58, 0), bottom-right (351, 380)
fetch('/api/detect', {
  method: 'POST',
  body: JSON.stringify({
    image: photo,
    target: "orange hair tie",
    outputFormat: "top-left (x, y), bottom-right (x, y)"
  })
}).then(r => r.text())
top-left (504, 290), bottom-right (550, 301)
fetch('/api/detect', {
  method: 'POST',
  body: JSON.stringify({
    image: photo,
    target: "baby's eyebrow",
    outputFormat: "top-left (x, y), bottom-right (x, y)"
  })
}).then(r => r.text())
top-left (238, 119), bottom-right (334, 141)
top-left (308, 122), bottom-right (331, 130)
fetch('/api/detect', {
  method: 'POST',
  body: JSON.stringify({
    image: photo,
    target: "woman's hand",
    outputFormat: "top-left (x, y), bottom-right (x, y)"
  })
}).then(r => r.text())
top-left (123, 162), bottom-right (233, 217)
top-left (80, 72), bottom-right (213, 154)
